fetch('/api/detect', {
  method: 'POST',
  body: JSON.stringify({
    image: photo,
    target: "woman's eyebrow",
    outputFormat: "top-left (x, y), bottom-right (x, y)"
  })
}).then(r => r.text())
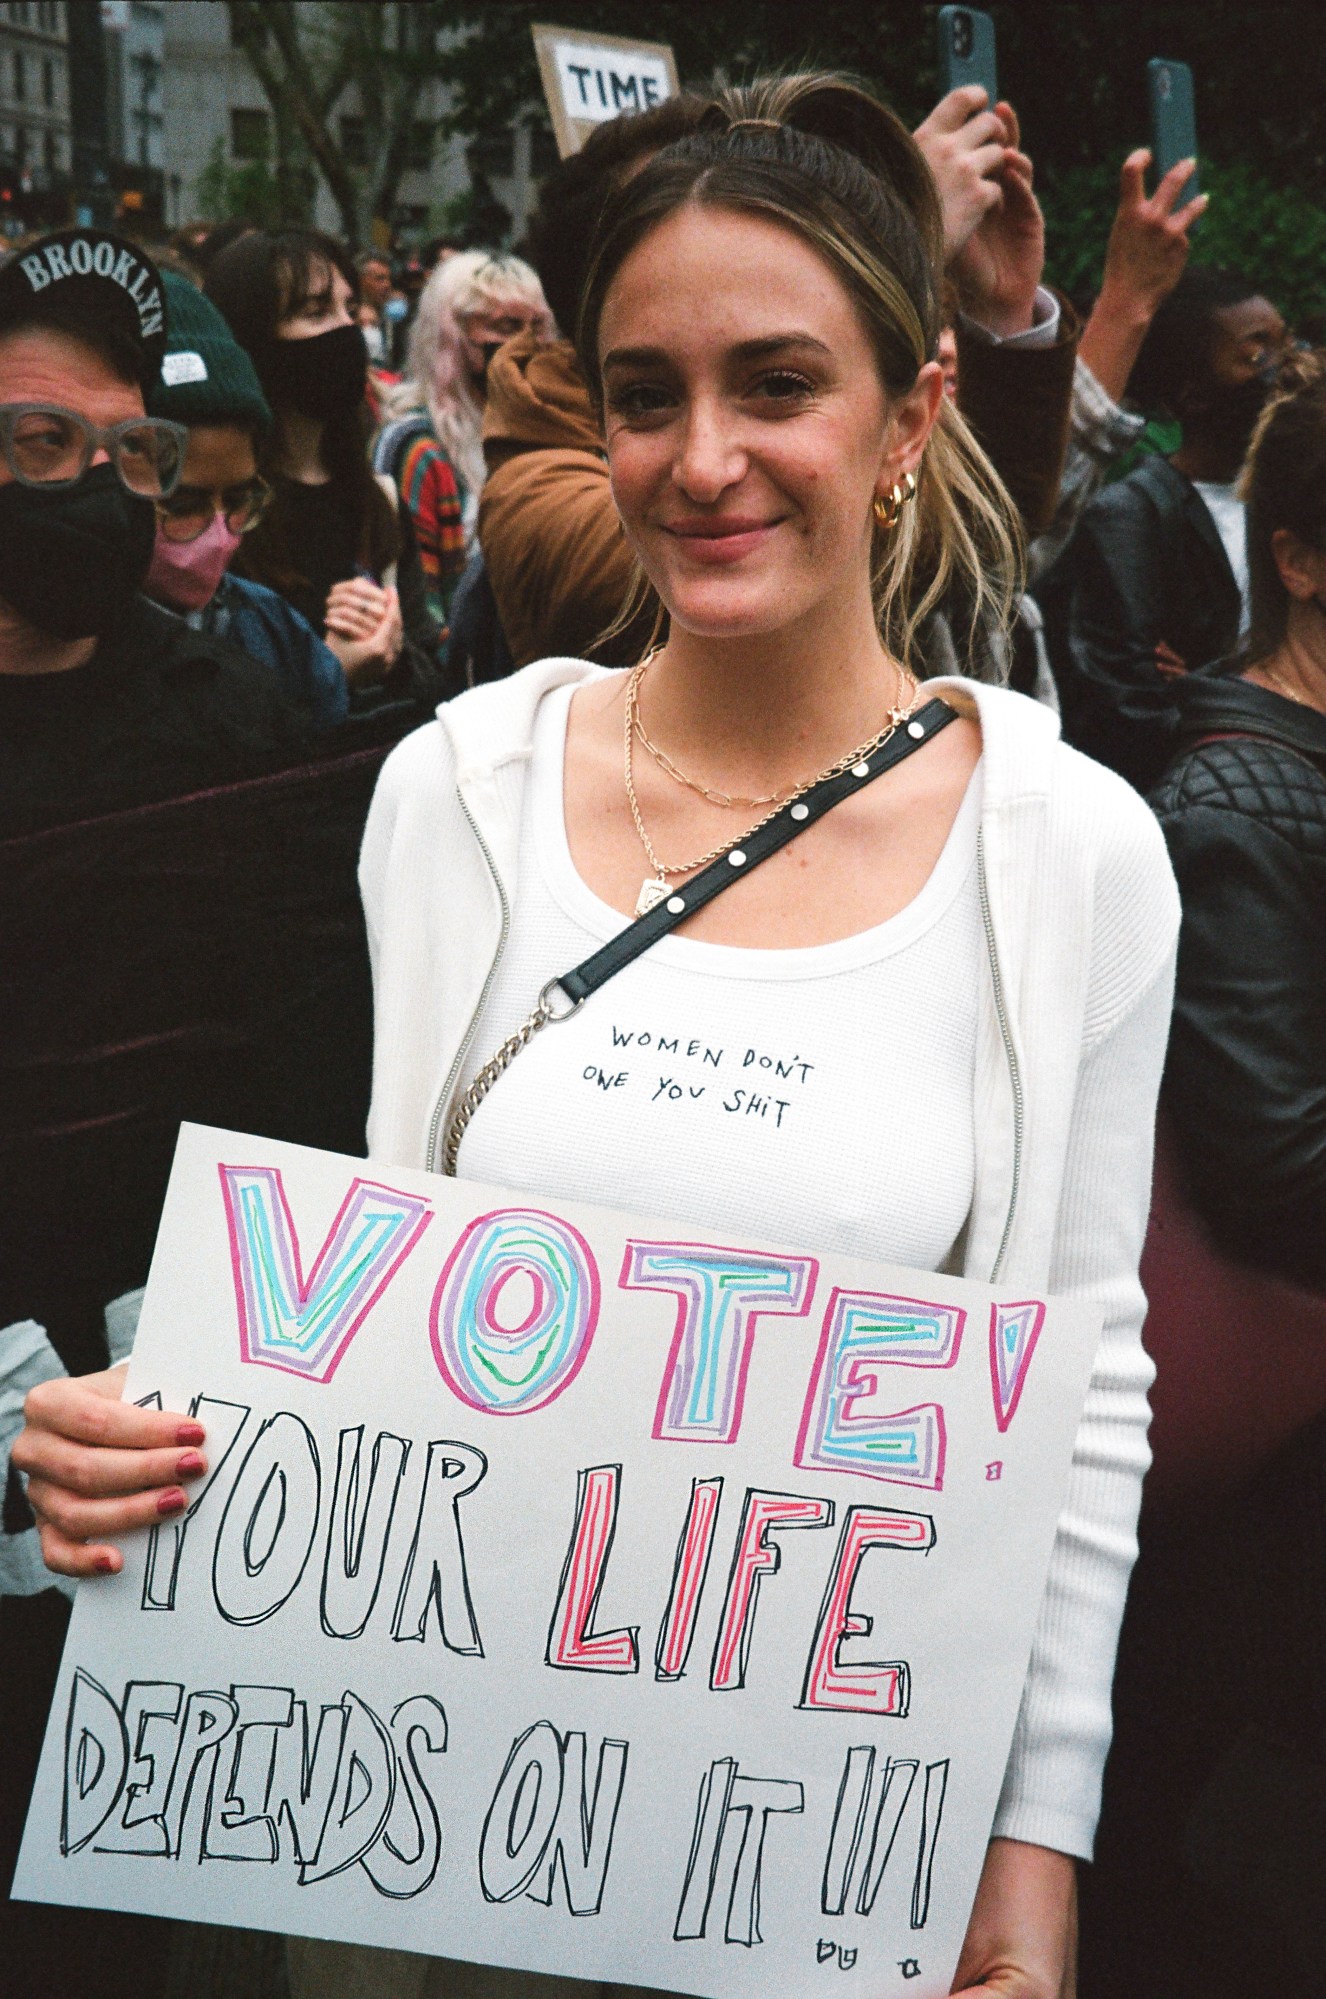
top-left (601, 332), bottom-right (831, 371)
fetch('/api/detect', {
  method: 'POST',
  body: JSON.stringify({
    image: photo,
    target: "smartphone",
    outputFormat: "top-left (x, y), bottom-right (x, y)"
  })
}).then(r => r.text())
top-left (937, 7), bottom-right (998, 104)
top-left (1147, 57), bottom-right (1199, 203)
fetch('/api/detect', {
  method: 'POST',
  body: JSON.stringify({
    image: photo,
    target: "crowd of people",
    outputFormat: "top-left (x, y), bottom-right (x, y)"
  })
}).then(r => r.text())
top-left (1, 62), bottom-right (1323, 1999)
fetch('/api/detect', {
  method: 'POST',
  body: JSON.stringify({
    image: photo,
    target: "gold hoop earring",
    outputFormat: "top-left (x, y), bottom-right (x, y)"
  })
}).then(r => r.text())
top-left (872, 470), bottom-right (917, 531)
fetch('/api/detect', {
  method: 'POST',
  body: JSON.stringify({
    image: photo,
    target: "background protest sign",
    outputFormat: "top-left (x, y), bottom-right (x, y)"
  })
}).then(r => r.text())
top-left (16, 1124), bottom-right (1100, 1999)
top-left (532, 22), bottom-right (679, 157)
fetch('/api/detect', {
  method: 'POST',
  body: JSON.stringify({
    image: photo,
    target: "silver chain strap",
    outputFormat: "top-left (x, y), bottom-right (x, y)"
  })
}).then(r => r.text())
top-left (441, 977), bottom-right (583, 1176)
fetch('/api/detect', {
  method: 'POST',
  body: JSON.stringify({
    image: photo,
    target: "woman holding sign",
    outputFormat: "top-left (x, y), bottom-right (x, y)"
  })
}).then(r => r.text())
top-left (18, 75), bottom-right (1178, 1999)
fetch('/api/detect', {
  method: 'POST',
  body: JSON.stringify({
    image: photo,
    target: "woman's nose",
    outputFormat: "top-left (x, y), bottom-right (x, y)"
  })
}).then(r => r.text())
top-left (673, 399), bottom-right (744, 500)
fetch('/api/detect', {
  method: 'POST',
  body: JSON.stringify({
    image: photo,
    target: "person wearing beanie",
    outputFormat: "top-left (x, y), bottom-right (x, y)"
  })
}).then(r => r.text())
top-left (145, 270), bottom-right (349, 730)
top-left (0, 231), bottom-right (306, 840)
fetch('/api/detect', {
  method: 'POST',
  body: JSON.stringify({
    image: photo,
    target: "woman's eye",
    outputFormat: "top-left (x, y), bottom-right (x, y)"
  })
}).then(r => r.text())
top-left (750, 370), bottom-right (815, 405)
top-left (606, 383), bottom-right (675, 420)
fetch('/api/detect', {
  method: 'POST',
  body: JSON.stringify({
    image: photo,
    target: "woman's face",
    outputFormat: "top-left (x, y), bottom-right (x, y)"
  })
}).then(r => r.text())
top-left (277, 259), bottom-right (356, 341)
top-left (458, 297), bottom-right (546, 384)
top-left (598, 202), bottom-right (940, 643)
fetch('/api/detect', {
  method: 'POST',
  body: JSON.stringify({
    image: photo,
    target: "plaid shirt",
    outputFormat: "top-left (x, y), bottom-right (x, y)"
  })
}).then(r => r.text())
top-left (1027, 359), bottom-right (1146, 583)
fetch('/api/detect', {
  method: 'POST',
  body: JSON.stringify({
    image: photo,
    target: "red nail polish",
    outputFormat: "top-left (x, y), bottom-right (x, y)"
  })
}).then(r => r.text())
top-left (176, 1422), bottom-right (206, 1446)
top-left (157, 1487), bottom-right (187, 1516)
top-left (95, 1552), bottom-right (116, 1574)
top-left (176, 1451), bottom-right (206, 1478)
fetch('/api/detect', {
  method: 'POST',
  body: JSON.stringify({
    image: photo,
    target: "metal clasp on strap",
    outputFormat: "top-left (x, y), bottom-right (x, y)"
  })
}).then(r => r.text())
top-left (537, 976), bottom-right (585, 1023)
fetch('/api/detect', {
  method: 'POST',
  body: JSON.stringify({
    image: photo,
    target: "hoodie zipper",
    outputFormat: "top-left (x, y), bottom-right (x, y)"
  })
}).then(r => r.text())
top-left (425, 786), bottom-right (511, 1175)
top-left (977, 831), bottom-right (1024, 1282)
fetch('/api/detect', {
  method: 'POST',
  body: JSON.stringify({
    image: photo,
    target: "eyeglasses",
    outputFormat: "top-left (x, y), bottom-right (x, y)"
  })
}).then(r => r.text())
top-left (154, 476), bottom-right (272, 544)
top-left (0, 403), bottom-right (188, 498)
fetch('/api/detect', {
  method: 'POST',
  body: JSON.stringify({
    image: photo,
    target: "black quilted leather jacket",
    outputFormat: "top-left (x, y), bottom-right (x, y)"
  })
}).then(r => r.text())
top-left (1150, 670), bottom-right (1326, 1285)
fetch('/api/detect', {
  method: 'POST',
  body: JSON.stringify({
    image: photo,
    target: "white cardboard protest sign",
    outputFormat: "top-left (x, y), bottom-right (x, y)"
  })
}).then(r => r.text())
top-left (16, 1124), bottom-right (1101, 1999)
top-left (532, 22), bottom-right (679, 158)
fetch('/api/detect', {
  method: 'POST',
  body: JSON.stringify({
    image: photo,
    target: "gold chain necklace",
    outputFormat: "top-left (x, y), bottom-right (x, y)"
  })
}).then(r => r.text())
top-left (623, 654), bottom-right (922, 916)
top-left (629, 649), bottom-right (919, 807)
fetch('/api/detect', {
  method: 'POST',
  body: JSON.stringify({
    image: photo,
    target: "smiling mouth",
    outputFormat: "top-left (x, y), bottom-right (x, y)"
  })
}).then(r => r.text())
top-left (663, 519), bottom-right (781, 538)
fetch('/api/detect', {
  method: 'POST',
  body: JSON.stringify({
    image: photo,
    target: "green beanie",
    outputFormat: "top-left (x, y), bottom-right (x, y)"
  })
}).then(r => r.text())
top-left (147, 270), bottom-right (271, 431)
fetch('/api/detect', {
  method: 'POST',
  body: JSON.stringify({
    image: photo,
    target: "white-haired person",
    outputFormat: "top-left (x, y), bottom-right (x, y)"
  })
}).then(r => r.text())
top-left (373, 249), bottom-right (553, 630)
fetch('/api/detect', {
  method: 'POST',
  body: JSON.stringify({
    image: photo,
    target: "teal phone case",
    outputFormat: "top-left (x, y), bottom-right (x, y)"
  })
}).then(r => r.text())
top-left (937, 7), bottom-right (998, 105)
top-left (1148, 57), bottom-right (1199, 202)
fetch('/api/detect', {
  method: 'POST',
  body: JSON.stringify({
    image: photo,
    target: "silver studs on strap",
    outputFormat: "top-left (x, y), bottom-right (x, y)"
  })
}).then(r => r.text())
top-left (852, 760), bottom-right (870, 778)
top-left (907, 719), bottom-right (925, 739)
top-left (666, 894), bottom-right (685, 914)
top-left (790, 802), bottom-right (809, 821)
top-left (728, 849), bottom-right (747, 867)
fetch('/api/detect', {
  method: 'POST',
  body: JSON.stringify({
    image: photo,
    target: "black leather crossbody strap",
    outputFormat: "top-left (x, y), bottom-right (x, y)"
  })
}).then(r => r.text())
top-left (441, 695), bottom-right (958, 1173)
top-left (557, 696), bottom-right (957, 1005)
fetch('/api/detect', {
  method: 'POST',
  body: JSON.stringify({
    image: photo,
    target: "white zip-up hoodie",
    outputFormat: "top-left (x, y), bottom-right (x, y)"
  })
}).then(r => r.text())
top-left (359, 661), bottom-right (1180, 1860)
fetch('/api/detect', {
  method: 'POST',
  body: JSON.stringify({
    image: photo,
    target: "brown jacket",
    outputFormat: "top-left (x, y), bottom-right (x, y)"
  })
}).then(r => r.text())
top-left (480, 335), bottom-right (638, 667)
top-left (954, 292), bottom-right (1081, 537)
top-left (480, 304), bottom-right (1081, 667)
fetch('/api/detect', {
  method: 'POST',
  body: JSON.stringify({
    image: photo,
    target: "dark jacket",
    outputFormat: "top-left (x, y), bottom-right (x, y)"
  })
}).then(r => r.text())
top-left (1150, 670), bottom-right (1326, 1288)
top-left (1054, 455), bottom-right (1243, 792)
top-left (0, 596), bottom-right (307, 842)
top-left (192, 571), bottom-right (349, 730)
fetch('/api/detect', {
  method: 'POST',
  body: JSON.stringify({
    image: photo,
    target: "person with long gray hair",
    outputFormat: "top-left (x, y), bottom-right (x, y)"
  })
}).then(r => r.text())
top-left (374, 249), bottom-right (553, 629)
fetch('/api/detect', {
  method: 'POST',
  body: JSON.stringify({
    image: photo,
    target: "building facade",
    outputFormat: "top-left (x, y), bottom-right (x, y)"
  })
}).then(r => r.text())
top-left (0, 0), bottom-right (70, 224)
top-left (160, 1), bottom-right (537, 248)
top-left (101, 0), bottom-right (165, 222)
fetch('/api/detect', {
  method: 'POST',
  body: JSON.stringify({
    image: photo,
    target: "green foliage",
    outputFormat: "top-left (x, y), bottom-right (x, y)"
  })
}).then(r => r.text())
top-left (195, 137), bottom-right (287, 228)
top-left (1041, 155), bottom-right (1326, 323)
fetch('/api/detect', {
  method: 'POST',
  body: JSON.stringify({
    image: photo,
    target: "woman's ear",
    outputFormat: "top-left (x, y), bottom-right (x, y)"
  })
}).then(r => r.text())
top-left (876, 361), bottom-right (945, 501)
top-left (1271, 525), bottom-right (1326, 602)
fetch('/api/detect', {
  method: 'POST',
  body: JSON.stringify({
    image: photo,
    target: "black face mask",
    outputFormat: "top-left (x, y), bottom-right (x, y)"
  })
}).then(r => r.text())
top-left (0, 463), bottom-right (156, 639)
top-left (258, 322), bottom-right (369, 421)
top-left (1192, 369), bottom-right (1276, 463)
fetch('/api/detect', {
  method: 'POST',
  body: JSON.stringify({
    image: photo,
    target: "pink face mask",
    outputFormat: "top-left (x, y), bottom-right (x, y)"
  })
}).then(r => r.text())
top-left (145, 510), bottom-right (243, 613)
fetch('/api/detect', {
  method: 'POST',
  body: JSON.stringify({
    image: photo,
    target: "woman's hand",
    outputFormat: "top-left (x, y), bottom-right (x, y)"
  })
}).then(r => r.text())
top-left (951, 1838), bottom-right (1078, 1998)
top-left (1077, 149), bottom-right (1207, 402)
top-left (947, 104), bottom-right (1046, 340)
top-left (914, 87), bottom-right (1007, 263)
top-left (1100, 149), bottom-right (1205, 321)
top-left (324, 578), bottom-right (403, 685)
top-left (11, 1365), bottom-right (209, 1579)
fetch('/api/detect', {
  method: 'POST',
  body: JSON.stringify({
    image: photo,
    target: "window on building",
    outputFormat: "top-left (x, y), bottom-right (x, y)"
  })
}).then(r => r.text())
top-left (43, 125), bottom-right (54, 175)
top-left (41, 58), bottom-right (51, 106)
top-left (230, 107), bottom-right (270, 163)
top-left (13, 53), bottom-right (24, 103)
top-left (468, 129), bottom-right (514, 180)
top-left (405, 120), bottom-right (433, 171)
top-left (339, 115), bottom-right (366, 167)
top-left (15, 126), bottom-right (27, 166)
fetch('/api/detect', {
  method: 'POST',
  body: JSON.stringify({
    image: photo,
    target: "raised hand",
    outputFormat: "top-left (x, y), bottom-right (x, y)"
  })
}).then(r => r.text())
top-left (1078, 149), bottom-right (1208, 403)
top-left (914, 86), bottom-right (1008, 263)
top-left (946, 101), bottom-right (1046, 339)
